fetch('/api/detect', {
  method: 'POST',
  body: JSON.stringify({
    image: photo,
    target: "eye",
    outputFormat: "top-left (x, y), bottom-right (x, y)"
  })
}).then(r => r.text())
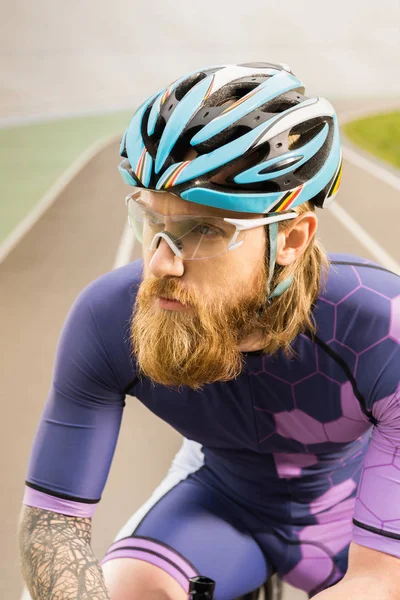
top-left (193, 223), bottom-right (225, 237)
top-left (144, 212), bottom-right (162, 227)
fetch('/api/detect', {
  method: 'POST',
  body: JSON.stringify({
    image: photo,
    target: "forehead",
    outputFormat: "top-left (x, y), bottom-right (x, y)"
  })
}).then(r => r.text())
top-left (137, 190), bottom-right (260, 220)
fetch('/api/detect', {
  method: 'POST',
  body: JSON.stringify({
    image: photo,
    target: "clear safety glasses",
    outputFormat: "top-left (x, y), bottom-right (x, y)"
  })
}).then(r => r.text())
top-left (125, 192), bottom-right (298, 261)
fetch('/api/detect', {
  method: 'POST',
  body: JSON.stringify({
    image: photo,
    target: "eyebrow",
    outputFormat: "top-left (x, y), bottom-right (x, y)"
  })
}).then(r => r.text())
top-left (133, 192), bottom-right (262, 219)
top-left (138, 199), bottom-right (224, 218)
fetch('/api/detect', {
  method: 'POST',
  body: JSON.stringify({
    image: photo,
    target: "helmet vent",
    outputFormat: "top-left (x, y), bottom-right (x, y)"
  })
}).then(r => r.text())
top-left (261, 97), bottom-right (298, 114)
top-left (210, 81), bottom-right (259, 108)
top-left (171, 127), bottom-right (202, 162)
top-left (120, 138), bottom-right (128, 158)
top-left (142, 104), bottom-right (163, 159)
top-left (289, 120), bottom-right (326, 150)
top-left (175, 73), bottom-right (208, 101)
top-left (294, 123), bottom-right (334, 182)
top-left (195, 124), bottom-right (252, 154)
top-left (259, 156), bottom-right (302, 175)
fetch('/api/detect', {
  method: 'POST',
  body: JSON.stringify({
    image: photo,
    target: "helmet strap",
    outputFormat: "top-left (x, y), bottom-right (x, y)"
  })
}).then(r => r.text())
top-left (267, 222), bottom-right (294, 302)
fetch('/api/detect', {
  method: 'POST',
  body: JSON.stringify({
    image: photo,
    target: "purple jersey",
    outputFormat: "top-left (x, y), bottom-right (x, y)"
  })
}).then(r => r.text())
top-left (23, 253), bottom-right (400, 596)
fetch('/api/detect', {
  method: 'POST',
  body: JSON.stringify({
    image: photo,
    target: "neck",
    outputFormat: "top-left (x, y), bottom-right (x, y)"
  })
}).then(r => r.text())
top-left (238, 331), bottom-right (266, 352)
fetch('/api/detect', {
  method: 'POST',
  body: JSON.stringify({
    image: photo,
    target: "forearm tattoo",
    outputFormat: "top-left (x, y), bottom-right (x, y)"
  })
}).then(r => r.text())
top-left (19, 506), bottom-right (111, 600)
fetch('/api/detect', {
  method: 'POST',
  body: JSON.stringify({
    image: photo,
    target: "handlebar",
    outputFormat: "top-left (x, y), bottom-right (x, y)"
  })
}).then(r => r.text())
top-left (188, 576), bottom-right (216, 599)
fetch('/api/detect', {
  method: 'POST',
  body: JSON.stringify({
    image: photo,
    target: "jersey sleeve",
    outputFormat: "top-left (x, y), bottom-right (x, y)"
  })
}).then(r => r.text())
top-left (23, 274), bottom-right (134, 517)
top-left (353, 384), bottom-right (400, 556)
top-left (352, 290), bottom-right (400, 556)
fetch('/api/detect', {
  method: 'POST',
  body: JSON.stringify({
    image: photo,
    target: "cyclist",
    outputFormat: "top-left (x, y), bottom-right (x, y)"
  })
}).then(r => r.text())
top-left (19, 63), bottom-right (400, 600)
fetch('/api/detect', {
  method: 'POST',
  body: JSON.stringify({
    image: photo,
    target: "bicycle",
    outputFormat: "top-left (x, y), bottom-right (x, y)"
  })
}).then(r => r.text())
top-left (189, 574), bottom-right (283, 600)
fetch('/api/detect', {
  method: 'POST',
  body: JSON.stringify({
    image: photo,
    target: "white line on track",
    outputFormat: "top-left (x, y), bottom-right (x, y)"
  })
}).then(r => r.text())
top-left (0, 134), bottom-right (120, 265)
top-left (329, 202), bottom-right (400, 275)
top-left (113, 219), bottom-right (136, 269)
top-left (329, 141), bottom-right (400, 274)
top-left (342, 144), bottom-right (400, 193)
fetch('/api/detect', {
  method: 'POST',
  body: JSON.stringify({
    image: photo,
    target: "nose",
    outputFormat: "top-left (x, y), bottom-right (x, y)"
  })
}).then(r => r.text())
top-left (148, 237), bottom-right (185, 278)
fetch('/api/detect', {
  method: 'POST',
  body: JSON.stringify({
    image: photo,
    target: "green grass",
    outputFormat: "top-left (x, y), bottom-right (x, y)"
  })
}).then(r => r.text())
top-left (0, 111), bottom-right (133, 245)
top-left (343, 111), bottom-right (400, 169)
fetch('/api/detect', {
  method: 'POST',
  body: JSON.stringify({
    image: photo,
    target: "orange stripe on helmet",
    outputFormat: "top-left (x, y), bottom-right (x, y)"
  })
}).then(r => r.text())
top-left (136, 148), bottom-right (146, 182)
top-left (276, 186), bottom-right (303, 212)
top-left (164, 161), bottom-right (191, 189)
top-left (161, 86), bottom-right (172, 105)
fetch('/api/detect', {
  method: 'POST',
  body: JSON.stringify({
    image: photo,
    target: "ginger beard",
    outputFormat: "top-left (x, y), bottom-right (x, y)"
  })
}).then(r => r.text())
top-left (130, 258), bottom-right (269, 390)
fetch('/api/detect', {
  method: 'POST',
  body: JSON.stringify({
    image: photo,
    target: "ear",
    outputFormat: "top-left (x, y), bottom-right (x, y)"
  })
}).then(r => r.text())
top-left (276, 211), bottom-right (318, 266)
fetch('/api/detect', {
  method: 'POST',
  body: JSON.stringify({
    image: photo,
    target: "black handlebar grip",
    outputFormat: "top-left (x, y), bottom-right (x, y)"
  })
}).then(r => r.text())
top-left (188, 576), bottom-right (216, 599)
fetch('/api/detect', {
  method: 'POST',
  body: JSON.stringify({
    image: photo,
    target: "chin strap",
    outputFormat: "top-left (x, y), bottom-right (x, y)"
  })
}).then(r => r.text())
top-left (267, 222), bottom-right (294, 302)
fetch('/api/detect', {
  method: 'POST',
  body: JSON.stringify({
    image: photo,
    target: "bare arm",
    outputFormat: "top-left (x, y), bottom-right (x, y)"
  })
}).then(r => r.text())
top-left (19, 505), bottom-right (111, 600)
top-left (313, 542), bottom-right (400, 600)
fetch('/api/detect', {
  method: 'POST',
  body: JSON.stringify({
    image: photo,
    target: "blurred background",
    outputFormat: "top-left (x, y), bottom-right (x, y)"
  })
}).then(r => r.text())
top-left (1, 0), bottom-right (399, 597)
top-left (2, 0), bottom-right (400, 119)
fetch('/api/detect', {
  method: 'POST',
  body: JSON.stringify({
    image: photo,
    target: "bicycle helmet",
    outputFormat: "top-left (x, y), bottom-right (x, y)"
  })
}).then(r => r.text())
top-left (119, 62), bottom-right (342, 299)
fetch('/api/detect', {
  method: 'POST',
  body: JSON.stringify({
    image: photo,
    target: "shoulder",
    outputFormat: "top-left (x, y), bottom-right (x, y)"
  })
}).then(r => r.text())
top-left (324, 253), bottom-right (400, 305)
top-left (77, 259), bottom-right (144, 316)
top-left (57, 260), bottom-right (144, 392)
top-left (314, 253), bottom-right (400, 405)
top-left (316, 253), bottom-right (399, 337)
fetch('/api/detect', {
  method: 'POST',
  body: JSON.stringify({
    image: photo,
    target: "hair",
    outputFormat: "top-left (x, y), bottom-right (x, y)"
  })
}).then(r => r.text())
top-left (259, 200), bottom-right (329, 355)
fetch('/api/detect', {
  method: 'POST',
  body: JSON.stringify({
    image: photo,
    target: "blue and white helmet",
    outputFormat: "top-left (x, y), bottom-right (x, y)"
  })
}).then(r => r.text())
top-left (119, 62), bottom-right (342, 217)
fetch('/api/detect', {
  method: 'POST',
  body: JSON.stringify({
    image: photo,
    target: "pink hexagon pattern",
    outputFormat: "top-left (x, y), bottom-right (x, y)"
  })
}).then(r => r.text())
top-left (340, 382), bottom-right (367, 421)
top-left (274, 410), bottom-right (328, 445)
top-left (273, 452), bottom-right (318, 479)
top-left (310, 479), bottom-right (357, 515)
top-left (299, 515), bottom-right (352, 556)
top-left (355, 464), bottom-right (400, 525)
top-left (371, 386), bottom-right (400, 423)
top-left (316, 496), bottom-right (356, 525)
top-left (389, 295), bottom-right (400, 342)
top-left (323, 382), bottom-right (370, 442)
top-left (282, 544), bottom-right (334, 594)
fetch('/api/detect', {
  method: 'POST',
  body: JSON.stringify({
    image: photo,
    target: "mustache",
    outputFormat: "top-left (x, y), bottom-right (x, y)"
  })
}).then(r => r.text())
top-left (139, 277), bottom-right (196, 306)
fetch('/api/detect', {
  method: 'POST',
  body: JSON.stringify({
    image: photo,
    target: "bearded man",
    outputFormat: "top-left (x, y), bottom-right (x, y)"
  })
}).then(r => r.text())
top-left (20, 63), bottom-right (400, 600)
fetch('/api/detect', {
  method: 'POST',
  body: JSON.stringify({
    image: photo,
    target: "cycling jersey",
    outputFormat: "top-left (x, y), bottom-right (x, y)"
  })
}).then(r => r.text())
top-left (23, 254), bottom-right (400, 598)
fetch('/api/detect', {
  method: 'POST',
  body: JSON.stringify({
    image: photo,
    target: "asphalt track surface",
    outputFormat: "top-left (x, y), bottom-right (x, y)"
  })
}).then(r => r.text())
top-left (1, 106), bottom-right (400, 599)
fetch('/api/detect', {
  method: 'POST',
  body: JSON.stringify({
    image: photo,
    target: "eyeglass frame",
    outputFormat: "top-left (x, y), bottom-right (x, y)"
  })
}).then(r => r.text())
top-left (124, 191), bottom-right (298, 260)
